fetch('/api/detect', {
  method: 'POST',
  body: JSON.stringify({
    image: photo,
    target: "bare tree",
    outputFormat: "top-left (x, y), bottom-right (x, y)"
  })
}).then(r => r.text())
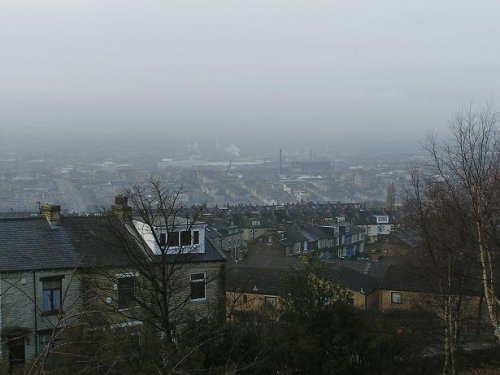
top-left (0, 267), bottom-right (85, 375)
top-left (405, 169), bottom-right (481, 375)
top-left (27, 268), bottom-right (84, 375)
top-left (407, 104), bottom-right (500, 345)
top-left (92, 178), bottom-right (225, 374)
top-left (429, 105), bottom-right (500, 337)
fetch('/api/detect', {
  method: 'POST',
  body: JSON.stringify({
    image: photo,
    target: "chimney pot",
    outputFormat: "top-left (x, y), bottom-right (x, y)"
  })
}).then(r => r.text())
top-left (115, 195), bottom-right (128, 206)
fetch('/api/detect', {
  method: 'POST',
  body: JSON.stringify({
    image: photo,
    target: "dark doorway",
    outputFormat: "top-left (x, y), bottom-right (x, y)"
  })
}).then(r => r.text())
top-left (8, 335), bottom-right (25, 368)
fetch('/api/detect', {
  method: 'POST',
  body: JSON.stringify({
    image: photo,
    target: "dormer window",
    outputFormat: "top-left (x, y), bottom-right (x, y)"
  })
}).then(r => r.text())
top-left (168, 232), bottom-right (179, 247)
top-left (134, 220), bottom-right (205, 255)
top-left (181, 231), bottom-right (191, 246)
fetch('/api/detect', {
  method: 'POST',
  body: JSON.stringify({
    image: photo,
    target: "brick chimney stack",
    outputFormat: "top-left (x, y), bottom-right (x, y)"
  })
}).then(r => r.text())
top-left (112, 195), bottom-right (132, 219)
top-left (41, 204), bottom-right (61, 228)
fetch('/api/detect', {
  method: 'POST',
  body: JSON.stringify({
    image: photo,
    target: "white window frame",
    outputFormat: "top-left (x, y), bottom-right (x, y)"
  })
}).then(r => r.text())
top-left (264, 296), bottom-right (277, 308)
top-left (391, 291), bottom-right (402, 304)
top-left (115, 272), bottom-right (139, 311)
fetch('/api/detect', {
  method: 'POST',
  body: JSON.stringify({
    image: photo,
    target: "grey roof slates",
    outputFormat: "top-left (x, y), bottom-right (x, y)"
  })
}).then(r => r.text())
top-left (303, 224), bottom-right (329, 238)
top-left (324, 263), bottom-right (379, 294)
top-left (225, 267), bottom-right (285, 295)
top-left (0, 218), bottom-right (79, 271)
top-left (284, 228), bottom-right (308, 243)
top-left (163, 238), bottom-right (226, 263)
top-left (297, 229), bottom-right (318, 242)
top-left (0, 216), bottom-right (225, 273)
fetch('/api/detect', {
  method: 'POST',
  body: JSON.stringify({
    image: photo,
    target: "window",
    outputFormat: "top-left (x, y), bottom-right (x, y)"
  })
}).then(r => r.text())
top-left (159, 233), bottom-right (166, 247)
top-left (391, 292), bottom-right (402, 304)
top-left (118, 277), bottom-right (136, 309)
top-left (41, 277), bottom-right (62, 313)
top-left (168, 232), bottom-right (179, 247)
top-left (190, 273), bottom-right (206, 301)
top-left (243, 294), bottom-right (248, 304)
top-left (181, 231), bottom-right (191, 246)
top-left (193, 231), bottom-right (200, 245)
top-left (264, 296), bottom-right (277, 308)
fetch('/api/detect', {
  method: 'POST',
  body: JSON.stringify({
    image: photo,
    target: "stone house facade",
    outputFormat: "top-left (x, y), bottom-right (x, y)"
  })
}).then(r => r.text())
top-left (0, 269), bottom-right (81, 369)
top-left (225, 267), bottom-right (283, 320)
top-left (0, 201), bottom-right (225, 372)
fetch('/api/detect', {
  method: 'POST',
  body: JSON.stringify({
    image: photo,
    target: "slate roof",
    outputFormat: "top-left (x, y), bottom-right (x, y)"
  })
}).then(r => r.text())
top-left (0, 215), bottom-right (225, 272)
top-left (231, 245), bottom-right (299, 270)
top-left (377, 263), bottom-right (423, 292)
top-left (302, 224), bottom-right (330, 239)
top-left (329, 256), bottom-right (485, 295)
top-left (164, 238), bottom-right (226, 264)
top-left (284, 228), bottom-right (308, 244)
top-left (324, 263), bottom-right (379, 294)
top-left (326, 257), bottom-right (426, 293)
top-left (226, 262), bottom-right (378, 296)
top-left (0, 217), bottom-right (80, 272)
top-left (225, 267), bottom-right (286, 295)
top-left (339, 223), bottom-right (363, 236)
top-left (132, 215), bottom-right (205, 227)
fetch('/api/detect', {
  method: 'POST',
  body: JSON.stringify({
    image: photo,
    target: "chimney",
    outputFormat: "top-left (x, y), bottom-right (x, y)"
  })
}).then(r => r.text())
top-left (41, 204), bottom-right (61, 228)
top-left (112, 195), bottom-right (132, 219)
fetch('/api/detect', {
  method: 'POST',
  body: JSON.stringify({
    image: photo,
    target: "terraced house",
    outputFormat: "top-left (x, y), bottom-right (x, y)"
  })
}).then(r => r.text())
top-left (0, 200), bottom-right (225, 372)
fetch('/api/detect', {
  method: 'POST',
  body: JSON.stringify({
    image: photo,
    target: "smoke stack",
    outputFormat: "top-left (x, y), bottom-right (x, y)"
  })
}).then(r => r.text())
top-left (112, 195), bottom-right (132, 219)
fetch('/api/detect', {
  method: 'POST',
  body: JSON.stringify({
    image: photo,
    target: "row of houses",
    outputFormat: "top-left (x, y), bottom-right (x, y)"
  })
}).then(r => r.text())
top-left (0, 199), bottom-right (226, 371)
top-left (224, 229), bottom-right (490, 332)
top-left (203, 202), bottom-right (396, 244)
top-left (1, 196), bottom-right (464, 372)
top-left (207, 221), bottom-right (375, 263)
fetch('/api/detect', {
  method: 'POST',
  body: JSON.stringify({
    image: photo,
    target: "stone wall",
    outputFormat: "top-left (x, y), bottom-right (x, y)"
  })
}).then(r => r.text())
top-left (0, 269), bottom-right (81, 366)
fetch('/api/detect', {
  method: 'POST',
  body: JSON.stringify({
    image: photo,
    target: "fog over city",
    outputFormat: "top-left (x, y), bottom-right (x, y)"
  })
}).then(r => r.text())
top-left (1, 1), bottom-right (500, 212)
top-left (3, 3), bottom-right (500, 372)
top-left (2, 0), bottom-right (500, 155)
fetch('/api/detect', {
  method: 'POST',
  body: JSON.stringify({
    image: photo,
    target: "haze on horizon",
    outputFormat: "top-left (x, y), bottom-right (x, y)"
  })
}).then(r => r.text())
top-left (1, 0), bottom-right (500, 155)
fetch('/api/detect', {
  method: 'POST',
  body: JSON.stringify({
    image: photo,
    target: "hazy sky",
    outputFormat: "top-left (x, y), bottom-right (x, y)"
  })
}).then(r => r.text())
top-left (1, 1), bottom-right (500, 154)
